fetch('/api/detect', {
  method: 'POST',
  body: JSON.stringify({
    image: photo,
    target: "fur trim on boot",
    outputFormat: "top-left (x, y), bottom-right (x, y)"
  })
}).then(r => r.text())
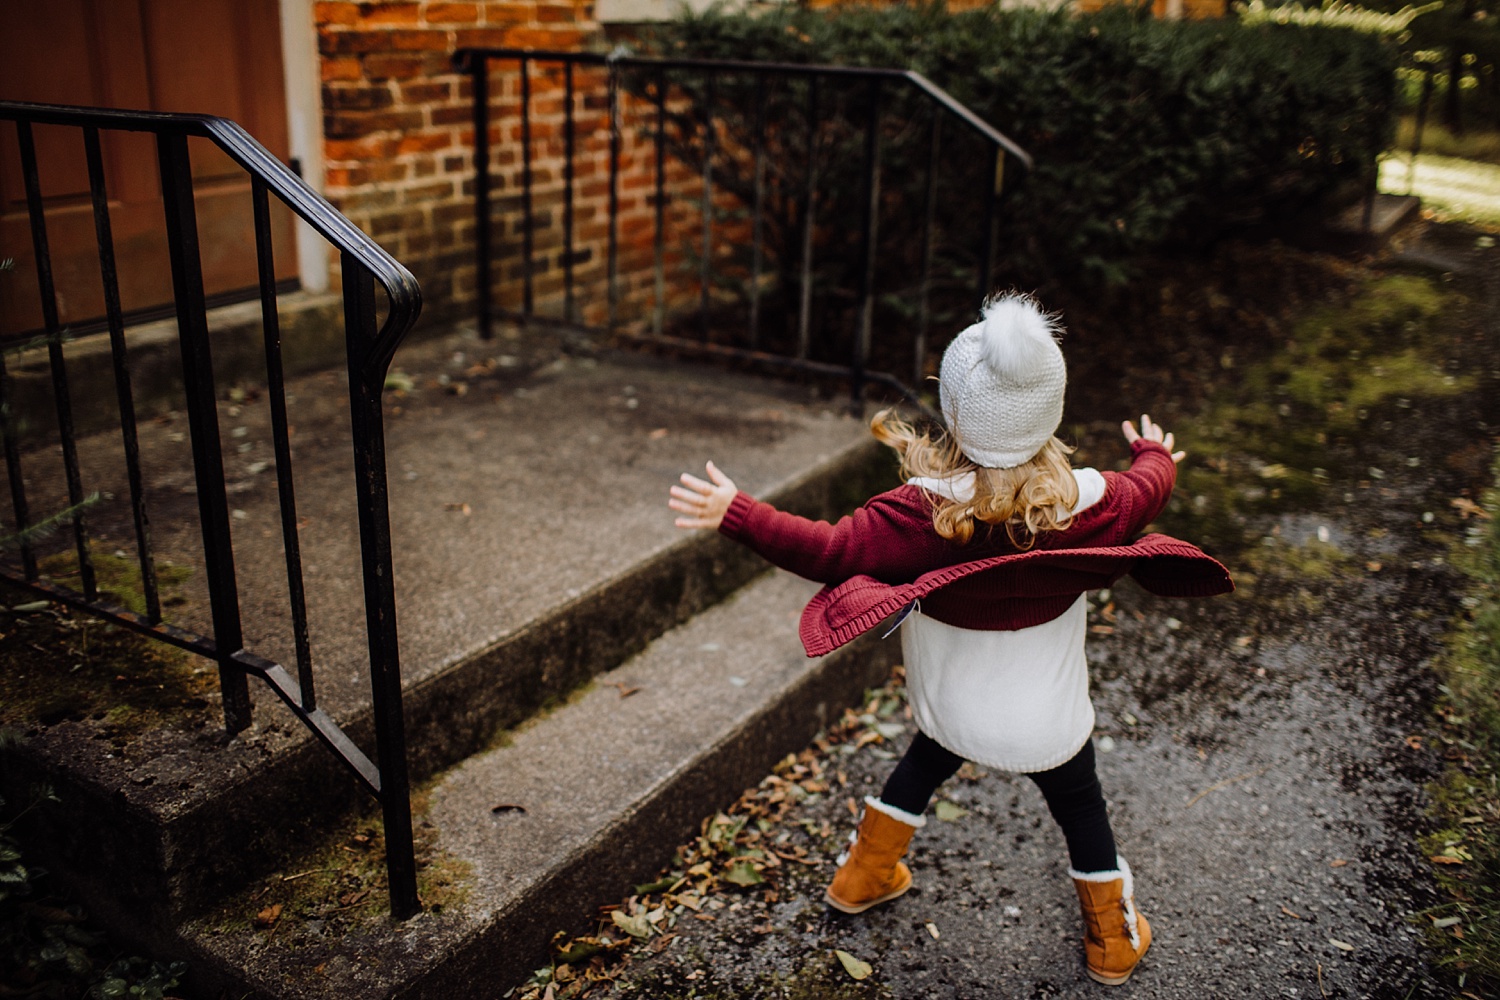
top-left (1070, 856), bottom-right (1152, 986)
top-left (825, 797), bottom-right (921, 914)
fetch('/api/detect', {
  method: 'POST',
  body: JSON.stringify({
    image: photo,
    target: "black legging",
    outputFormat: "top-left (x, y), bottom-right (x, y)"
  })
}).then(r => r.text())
top-left (879, 731), bottom-right (1118, 874)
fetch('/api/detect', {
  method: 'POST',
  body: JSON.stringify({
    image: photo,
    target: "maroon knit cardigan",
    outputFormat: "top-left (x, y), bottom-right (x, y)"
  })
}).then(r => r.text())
top-left (718, 440), bottom-right (1234, 656)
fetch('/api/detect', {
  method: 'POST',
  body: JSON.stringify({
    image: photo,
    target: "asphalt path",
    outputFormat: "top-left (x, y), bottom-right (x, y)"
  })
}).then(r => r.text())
top-left (589, 229), bottom-right (1499, 1000)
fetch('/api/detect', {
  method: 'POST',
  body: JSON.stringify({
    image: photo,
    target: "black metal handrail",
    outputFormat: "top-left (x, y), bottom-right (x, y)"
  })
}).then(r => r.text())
top-left (0, 100), bottom-right (424, 918)
top-left (455, 48), bottom-right (1032, 412)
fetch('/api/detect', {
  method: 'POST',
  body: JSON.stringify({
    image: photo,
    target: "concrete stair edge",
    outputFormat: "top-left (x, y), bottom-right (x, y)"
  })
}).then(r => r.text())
top-left (179, 571), bottom-right (902, 1000)
top-left (3, 433), bottom-right (894, 932)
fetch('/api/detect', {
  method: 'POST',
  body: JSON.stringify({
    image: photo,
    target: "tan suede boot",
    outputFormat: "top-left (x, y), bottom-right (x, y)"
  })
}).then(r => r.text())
top-left (824, 797), bottom-right (923, 914)
top-left (1071, 857), bottom-right (1152, 986)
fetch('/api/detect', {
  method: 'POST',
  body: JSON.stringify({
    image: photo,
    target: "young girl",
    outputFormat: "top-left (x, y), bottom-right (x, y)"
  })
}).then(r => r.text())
top-left (668, 293), bottom-right (1231, 987)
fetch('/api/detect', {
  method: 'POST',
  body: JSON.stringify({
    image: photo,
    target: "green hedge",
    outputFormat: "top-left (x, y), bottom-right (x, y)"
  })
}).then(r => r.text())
top-left (646, 4), bottom-right (1398, 291)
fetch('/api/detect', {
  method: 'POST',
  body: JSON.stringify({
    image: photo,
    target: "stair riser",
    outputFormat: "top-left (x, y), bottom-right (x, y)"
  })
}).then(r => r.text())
top-left (402, 632), bottom-right (899, 1000)
top-left (176, 627), bottom-right (900, 1000)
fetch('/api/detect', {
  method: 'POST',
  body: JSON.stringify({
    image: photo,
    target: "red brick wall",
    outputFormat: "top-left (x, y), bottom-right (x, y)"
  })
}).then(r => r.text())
top-left (311, 0), bottom-right (1230, 336)
top-left (315, 0), bottom-right (602, 322)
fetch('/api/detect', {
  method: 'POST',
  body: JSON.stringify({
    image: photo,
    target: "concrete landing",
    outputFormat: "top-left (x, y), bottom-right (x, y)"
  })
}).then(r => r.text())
top-left (1301, 192), bottom-right (1423, 254)
top-left (4, 323), bottom-right (895, 928)
top-left (183, 570), bottom-right (901, 1000)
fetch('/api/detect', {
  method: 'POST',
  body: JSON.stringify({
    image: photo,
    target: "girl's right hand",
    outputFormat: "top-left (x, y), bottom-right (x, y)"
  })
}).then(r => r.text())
top-left (669, 461), bottom-right (738, 530)
top-left (1122, 414), bottom-right (1186, 464)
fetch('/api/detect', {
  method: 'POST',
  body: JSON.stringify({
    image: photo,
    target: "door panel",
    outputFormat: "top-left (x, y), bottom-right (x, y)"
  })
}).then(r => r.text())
top-left (0, 0), bottom-right (298, 338)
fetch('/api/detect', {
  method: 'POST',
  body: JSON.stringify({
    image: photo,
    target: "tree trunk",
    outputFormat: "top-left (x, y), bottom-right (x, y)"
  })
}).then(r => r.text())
top-left (1446, 45), bottom-right (1466, 135)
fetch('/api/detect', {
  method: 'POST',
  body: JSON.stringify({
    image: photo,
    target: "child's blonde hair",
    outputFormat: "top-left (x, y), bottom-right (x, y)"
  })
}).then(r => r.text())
top-left (871, 408), bottom-right (1079, 549)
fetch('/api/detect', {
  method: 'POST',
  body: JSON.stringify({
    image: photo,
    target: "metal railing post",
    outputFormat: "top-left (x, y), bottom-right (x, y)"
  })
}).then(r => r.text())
top-left (85, 126), bottom-right (160, 624)
top-left (18, 121), bottom-right (97, 601)
top-left (342, 255), bottom-right (419, 920)
top-left (472, 56), bottom-right (493, 340)
top-left (157, 130), bottom-right (254, 735)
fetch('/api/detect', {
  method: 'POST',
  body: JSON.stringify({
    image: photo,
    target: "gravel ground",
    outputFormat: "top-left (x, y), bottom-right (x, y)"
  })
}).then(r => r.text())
top-left (518, 227), bottom-right (1500, 1000)
top-left (594, 558), bottom-right (1451, 1000)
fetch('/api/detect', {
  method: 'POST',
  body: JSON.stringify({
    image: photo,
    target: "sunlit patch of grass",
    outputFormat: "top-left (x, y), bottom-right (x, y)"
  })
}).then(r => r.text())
top-left (1380, 152), bottom-right (1500, 226)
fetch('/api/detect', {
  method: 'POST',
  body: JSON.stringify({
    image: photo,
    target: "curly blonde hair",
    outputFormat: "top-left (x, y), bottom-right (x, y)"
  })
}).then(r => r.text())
top-left (871, 408), bottom-right (1079, 548)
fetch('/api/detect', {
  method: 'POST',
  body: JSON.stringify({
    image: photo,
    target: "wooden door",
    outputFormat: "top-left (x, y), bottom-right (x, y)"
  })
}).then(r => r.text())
top-left (0, 0), bottom-right (298, 339)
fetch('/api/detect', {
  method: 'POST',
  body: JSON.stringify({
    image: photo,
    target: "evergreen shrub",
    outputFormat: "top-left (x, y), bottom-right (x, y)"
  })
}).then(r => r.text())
top-left (645, 4), bottom-right (1398, 293)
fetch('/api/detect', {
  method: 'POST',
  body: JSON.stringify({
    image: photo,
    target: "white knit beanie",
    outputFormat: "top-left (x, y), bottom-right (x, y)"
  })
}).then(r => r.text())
top-left (938, 293), bottom-right (1067, 469)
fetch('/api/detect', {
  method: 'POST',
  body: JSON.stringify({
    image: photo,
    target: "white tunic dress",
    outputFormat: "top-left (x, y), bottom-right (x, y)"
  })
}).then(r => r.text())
top-left (900, 468), bottom-right (1108, 773)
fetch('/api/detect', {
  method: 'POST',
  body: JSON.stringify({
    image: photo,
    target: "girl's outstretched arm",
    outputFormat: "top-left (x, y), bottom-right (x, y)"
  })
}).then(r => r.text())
top-left (669, 460), bottom-right (737, 530)
top-left (1113, 414), bottom-right (1186, 533)
top-left (669, 461), bottom-right (945, 584)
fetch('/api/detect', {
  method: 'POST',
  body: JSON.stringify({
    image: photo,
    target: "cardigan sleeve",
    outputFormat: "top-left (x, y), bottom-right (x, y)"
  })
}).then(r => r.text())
top-left (1102, 441), bottom-right (1178, 539)
top-left (718, 486), bottom-right (951, 584)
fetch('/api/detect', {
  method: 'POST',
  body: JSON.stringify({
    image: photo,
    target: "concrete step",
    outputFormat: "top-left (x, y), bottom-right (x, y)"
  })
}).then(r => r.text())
top-left (3, 324), bottom-right (895, 934)
top-left (5, 291), bottom-right (346, 444)
top-left (181, 569), bottom-right (901, 1000)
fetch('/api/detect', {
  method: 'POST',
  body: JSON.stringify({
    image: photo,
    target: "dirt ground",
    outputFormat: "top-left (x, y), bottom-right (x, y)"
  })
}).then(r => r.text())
top-left (510, 224), bottom-right (1500, 1000)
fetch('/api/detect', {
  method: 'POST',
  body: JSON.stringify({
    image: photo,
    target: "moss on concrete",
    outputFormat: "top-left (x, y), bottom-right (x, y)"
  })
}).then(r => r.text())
top-left (0, 549), bottom-right (211, 739)
top-left (200, 777), bottom-right (474, 942)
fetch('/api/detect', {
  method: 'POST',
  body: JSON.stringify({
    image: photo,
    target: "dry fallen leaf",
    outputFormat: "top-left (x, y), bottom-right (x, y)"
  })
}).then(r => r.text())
top-left (612, 682), bottom-right (641, 698)
top-left (722, 860), bottom-right (764, 887)
top-left (1451, 497), bottom-right (1491, 520)
top-left (835, 949), bottom-right (873, 981)
top-left (648, 428), bottom-right (669, 440)
top-left (1280, 906), bottom-right (1303, 920)
top-left (1405, 735), bottom-right (1424, 750)
top-left (444, 502), bottom-right (472, 516)
top-left (611, 909), bottom-right (651, 939)
top-left (254, 903), bottom-right (283, 929)
top-left (1329, 859), bottom-right (1347, 868)
top-left (934, 800), bottom-right (969, 822)
top-left (1328, 938), bottom-right (1355, 952)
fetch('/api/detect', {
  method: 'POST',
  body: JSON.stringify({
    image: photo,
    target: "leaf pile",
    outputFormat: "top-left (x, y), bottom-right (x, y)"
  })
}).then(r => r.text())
top-left (506, 676), bottom-right (911, 1000)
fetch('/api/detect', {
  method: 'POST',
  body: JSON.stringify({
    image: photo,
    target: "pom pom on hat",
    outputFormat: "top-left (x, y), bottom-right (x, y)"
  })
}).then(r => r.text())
top-left (939, 293), bottom-right (1067, 469)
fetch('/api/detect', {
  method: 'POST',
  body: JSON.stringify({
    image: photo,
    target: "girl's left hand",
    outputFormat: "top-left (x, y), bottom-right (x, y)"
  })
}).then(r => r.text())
top-left (669, 461), bottom-right (738, 530)
top-left (1122, 414), bottom-right (1186, 464)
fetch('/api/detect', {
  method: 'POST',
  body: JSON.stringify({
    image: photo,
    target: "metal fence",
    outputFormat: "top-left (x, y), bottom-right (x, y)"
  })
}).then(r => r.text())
top-left (455, 48), bottom-right (1032, 412)
top-left (0, 101), bottom-right (424, 918)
